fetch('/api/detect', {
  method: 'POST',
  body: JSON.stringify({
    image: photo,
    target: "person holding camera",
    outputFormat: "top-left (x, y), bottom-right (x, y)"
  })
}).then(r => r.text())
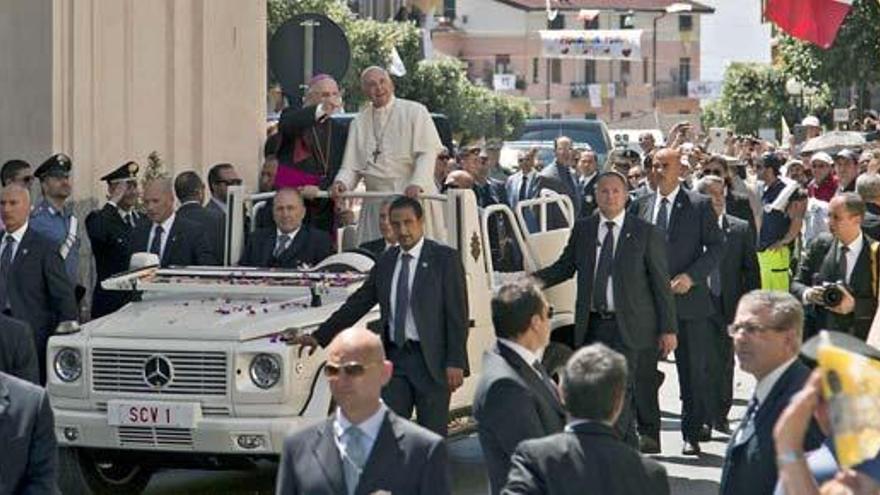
top-left (791, 193), bottom-right (879, 341)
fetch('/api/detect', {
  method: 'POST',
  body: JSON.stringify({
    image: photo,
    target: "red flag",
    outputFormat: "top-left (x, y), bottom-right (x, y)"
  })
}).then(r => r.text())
top-left (765, 0), bottom-right (852, 49)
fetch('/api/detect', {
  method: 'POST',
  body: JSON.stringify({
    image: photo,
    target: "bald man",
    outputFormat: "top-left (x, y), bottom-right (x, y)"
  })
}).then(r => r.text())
top-left (276, 328), bottom-right (450, 495)
top-left (239, 188), bottom-right (331, 268)
top-left (0, 185), bottom-right (77, 384)
top-left (130, 178), bottom-right (217, 267)
top-left (275, 75), bottom-right (348, 234)
top-left (333, 66), bottom-right (446, 245)
top-left (629, 147), bottom-right (723, 455)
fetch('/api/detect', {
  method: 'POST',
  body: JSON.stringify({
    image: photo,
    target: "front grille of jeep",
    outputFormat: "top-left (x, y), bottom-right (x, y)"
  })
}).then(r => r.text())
top-left (117, 426), bottom-right (193, 448)
top-left (91, 349), bottom-right (227, 396)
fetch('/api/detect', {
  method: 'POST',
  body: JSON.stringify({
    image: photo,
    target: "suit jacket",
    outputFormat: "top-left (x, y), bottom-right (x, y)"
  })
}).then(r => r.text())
top-left (85, 203), bottom-right (144, 318)
top-left (716, 215), bottom-right (761, 323)
top-left (238, 226), bottom-right (331, 268)
top-left (275, 410), bottom-right (450, 495)
top-left (502, 422), bottom-right (669, 495)
top-left (176, 202), bottom-right (225, 263)
top-left (720, 360), bottom-right (825, 495)
top-left (534, 213), bottom-right (677, 349)
top-left (629, 188), bottom-right (724, 320)
top-left (474, 178), bottom-right (508, 209)
top-left (359, 238), bottom-right (390, 258)
top-left (3, 228), bottom-right (77, 345)
top-left (130, 215), bottom-right (218, 268)
top-left (538, 163), bottom-right (581, 227)
top-left (862, 203), bottom-right (880, 241)
top-left (726, 191), bottom-right (758, 242)
top-left (0, 372), bottom-right (57, 495)
top-left (0, 316), bottom-right (38, 385)
top-left (314, 239), bottom-right (469, 384)
top-left (791, 232), bottom-right (878, 340)
top-left (577, 173), bottom-right (599, 219)
top-left (506, 171), bottom-right (540, 232)
top-left (473, 343), bottom-right (566, 494)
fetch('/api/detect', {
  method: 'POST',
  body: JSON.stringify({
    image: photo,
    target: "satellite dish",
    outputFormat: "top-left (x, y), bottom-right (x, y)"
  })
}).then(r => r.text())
top-left (269, 14), bottom-right (351, 108)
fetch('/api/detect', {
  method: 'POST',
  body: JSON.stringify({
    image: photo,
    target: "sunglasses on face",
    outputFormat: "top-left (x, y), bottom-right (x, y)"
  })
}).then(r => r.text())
top-left (323, 361), bottom-right (380, 378)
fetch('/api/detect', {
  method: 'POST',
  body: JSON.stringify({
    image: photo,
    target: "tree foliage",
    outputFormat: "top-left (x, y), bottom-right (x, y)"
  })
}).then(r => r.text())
top-left (267, 0), bottom-right (530, 142)
top-left (777, 0), bottom-right (880, 105)
top-left (701, 63), bottom-right (830, 135)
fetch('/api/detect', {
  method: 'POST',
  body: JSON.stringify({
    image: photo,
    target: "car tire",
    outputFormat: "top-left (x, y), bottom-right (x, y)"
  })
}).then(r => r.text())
top-left (541, 341), bottom-right (573, 384)
top-left (59, 447), bottom-right (154, 495)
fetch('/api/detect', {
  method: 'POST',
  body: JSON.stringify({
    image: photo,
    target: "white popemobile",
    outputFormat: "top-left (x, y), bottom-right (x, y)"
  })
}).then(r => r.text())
top-left (47, 188), bottom-right (578, 494)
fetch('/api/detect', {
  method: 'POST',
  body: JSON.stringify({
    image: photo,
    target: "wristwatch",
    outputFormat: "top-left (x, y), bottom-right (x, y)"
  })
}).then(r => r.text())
top-left (776, 449), bottom-right (804, 467)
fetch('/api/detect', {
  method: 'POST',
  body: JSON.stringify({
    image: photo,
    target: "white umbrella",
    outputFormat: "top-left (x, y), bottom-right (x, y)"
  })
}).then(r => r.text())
top-left (801, 131), bottom-right (866, 154)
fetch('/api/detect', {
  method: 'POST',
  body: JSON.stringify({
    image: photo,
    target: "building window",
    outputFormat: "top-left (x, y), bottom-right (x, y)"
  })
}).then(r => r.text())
top-left (551, 59), bottom-right (562, 84)
top-left (532, 58), bottom-right (539, 83)
top-left (442, 0), bottom-right (456, 20)
top-left (584, 112), bottom-right (597, 119)
top-left (678, 57), bottom-right (691, 96)
top-left (679, 15), bottom-right (693, 32)
top-left (621, 60), bottom-right (631, 81)
top-left (619, 14), bottom-right (634, 29)
top-left (643, 57), bottom-right (649, 83)
top-left (621, 111), bottom-right (632, 119)
top-left (584, 60), bottom-right (596, 84)
top-left (495, 54), bottom-right (511, 74)
top-left (549, 13), bottom-right (565, 30)
top-left (583, 16), bottom-right (599, 30)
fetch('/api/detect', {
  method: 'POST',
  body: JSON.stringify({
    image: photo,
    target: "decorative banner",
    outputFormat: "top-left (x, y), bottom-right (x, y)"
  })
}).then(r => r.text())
top-left (687, 81), bottom-right (723, 99)
top-left (493, 74), bottom-right (517, 91)
top-left (606, 83), bottom-right (616, 99)
top-left (539, 29), bottom-right (643, 60)
top-left (588, 84), bottom-right (602, 108)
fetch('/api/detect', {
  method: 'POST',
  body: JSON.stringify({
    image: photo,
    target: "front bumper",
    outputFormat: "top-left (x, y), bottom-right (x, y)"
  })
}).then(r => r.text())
top-left (54, 409), bottom-right (320, 455)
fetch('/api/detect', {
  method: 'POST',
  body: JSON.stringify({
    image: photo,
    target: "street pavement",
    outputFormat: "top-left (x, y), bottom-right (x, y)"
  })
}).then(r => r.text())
top-left (145, 358), bottom-right (757, 495)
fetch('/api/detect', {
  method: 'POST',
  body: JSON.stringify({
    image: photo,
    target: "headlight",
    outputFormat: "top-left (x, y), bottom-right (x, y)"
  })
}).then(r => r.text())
top-left (249, 354), bottom-right (281, 389)
top-left (54, 348), bottom-right (82, 382)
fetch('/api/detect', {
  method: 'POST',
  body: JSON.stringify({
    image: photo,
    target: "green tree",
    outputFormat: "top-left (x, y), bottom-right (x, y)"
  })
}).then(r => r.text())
top-left (701, 63), bottom-right (830, 135)
top-left (777, 0), bottom-right (880, 107)
top-left (267, 0), bottom-right (530, 141)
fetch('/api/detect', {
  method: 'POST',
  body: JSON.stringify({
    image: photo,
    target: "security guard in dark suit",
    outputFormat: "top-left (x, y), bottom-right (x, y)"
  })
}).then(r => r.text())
top-left (85, 162), bottom-right (143, 318)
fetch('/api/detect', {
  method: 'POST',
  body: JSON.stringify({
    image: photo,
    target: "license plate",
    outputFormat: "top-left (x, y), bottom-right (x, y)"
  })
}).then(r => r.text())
top-left (107, 401), bottom-right (201, 428)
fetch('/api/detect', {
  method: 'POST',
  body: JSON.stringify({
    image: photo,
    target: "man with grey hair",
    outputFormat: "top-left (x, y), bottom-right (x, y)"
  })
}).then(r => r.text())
top-left (130, 178), bottom-right (217, 267)
top-left (504, 343), bottom-right (669, 495)
top-left (694, 175), bottom-right (760, 434)
top-left (792, 192), bottom-right (878, 340)
top-left (720, 290), bottom-right (824, 495)
top-left (856, 172), bottom-right (880, 239)
top-left (332, 66), bottom-right (446, 245)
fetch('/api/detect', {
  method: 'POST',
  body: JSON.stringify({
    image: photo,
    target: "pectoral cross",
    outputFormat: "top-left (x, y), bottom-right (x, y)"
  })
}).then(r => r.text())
top-left (372, 147), bottom-right (381, 162)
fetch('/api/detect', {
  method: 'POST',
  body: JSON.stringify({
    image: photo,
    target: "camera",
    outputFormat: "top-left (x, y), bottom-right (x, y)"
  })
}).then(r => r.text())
top-left (820, 281), bottom-right (847, 307)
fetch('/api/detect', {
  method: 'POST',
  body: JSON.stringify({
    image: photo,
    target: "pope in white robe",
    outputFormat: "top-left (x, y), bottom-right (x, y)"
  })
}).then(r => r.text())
top-left (333, 67), bottom-right (446, 245)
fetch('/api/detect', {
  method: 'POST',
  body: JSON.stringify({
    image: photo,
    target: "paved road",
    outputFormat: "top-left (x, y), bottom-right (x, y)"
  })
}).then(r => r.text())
top-left (145, 359), bottom-right (757, 495)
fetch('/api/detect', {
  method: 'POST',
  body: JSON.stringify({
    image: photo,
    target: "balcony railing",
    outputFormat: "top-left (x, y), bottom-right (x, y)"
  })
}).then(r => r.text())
top-left (570, 82), bottom-right (627, 99)
top-left (654, 81), bottom-right (690, 99)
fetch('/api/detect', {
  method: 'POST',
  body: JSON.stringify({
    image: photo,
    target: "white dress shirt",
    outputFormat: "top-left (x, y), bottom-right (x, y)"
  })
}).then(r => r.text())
top-left (147, 213), bottom-right (176, 260)
top-left (496, 338), bottom-right (544, 379)
top-left (593, 211), bottom-right (625, 311)
top-left (333, 402), bottom-right (387, 470)
top-left (652, 185), bottom-right (680, 227)
top-left (840, 233), bottom-right (864, 285)
top-left (2, 221), bottom-right (27, 261)
top-left (389, 236), bottom-right (424, 342)
top-left (755, 357), bottom-right (798, 409)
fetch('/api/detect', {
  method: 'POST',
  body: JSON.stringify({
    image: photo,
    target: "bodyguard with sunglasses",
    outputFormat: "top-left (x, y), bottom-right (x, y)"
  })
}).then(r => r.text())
top-left (292, 195), bottom-right (468, 436)
top-left (276, 327), bottom-right (450, 495)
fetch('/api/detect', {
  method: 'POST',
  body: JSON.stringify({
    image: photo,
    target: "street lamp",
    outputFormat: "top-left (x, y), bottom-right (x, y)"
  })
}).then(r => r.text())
top-left (652, 3), bottom-right (693, 108)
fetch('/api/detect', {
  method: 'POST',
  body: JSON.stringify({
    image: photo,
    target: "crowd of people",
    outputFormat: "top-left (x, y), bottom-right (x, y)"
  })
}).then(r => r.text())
top-left (3, 62), bottom-right (880, 494)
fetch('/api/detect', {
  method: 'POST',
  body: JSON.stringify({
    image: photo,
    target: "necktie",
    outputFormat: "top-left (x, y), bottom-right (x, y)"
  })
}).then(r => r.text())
top-left (343, 426), bottom-right (368, 495)
top-left (655, 198), bottom-right (669, 232)
top-left (274, 234), bottom-right (291, 257)
top-left (709, 267), bottom-right (722, 297)
top-left (839, 245), bottom-right (850, 282)
top-left (126, 213), bottom-right (136, 228)
top-left (735, 396), bottom-right (760, 445)
top-left (393, 253), bottom-right (413, 345)
top-left (0, 235), bottom-right (15, 309)
top-left (149, 225), bottom-right (164, 257)
top-left (592, 221), bottom-right (616, 312)
top-left (532, 359), bottom-right (560, 401)
top-left (518, 176), bottom-right (529, 202)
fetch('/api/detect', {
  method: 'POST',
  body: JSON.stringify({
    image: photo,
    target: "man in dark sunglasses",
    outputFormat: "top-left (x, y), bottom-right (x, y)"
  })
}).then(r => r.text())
top-left (276, 327), bottom-right (450, 494)
top-left (0, 160), bottom-right (33, 189)
top-left (206, 162), bottom-right (242, 216)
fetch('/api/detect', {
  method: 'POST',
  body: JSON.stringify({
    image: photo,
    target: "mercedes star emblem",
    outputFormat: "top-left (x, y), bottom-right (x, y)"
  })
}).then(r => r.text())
top-left (143, 355), bottom-right (173, 388)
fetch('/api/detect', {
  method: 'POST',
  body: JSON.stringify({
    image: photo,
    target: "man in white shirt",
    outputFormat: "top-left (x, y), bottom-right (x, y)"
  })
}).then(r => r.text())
top-left (275, 327), bottom-right (450, 495)
top-left (791, 193), bottom-right (878, 341)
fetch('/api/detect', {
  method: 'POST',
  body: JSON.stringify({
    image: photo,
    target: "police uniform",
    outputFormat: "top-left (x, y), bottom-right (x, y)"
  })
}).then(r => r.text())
top-left (29, 154), bottom-right (81, 288)
top-left (757, 154), bottom-right (794, 291)
top-left (85, 162), bottom-right (143, 318)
